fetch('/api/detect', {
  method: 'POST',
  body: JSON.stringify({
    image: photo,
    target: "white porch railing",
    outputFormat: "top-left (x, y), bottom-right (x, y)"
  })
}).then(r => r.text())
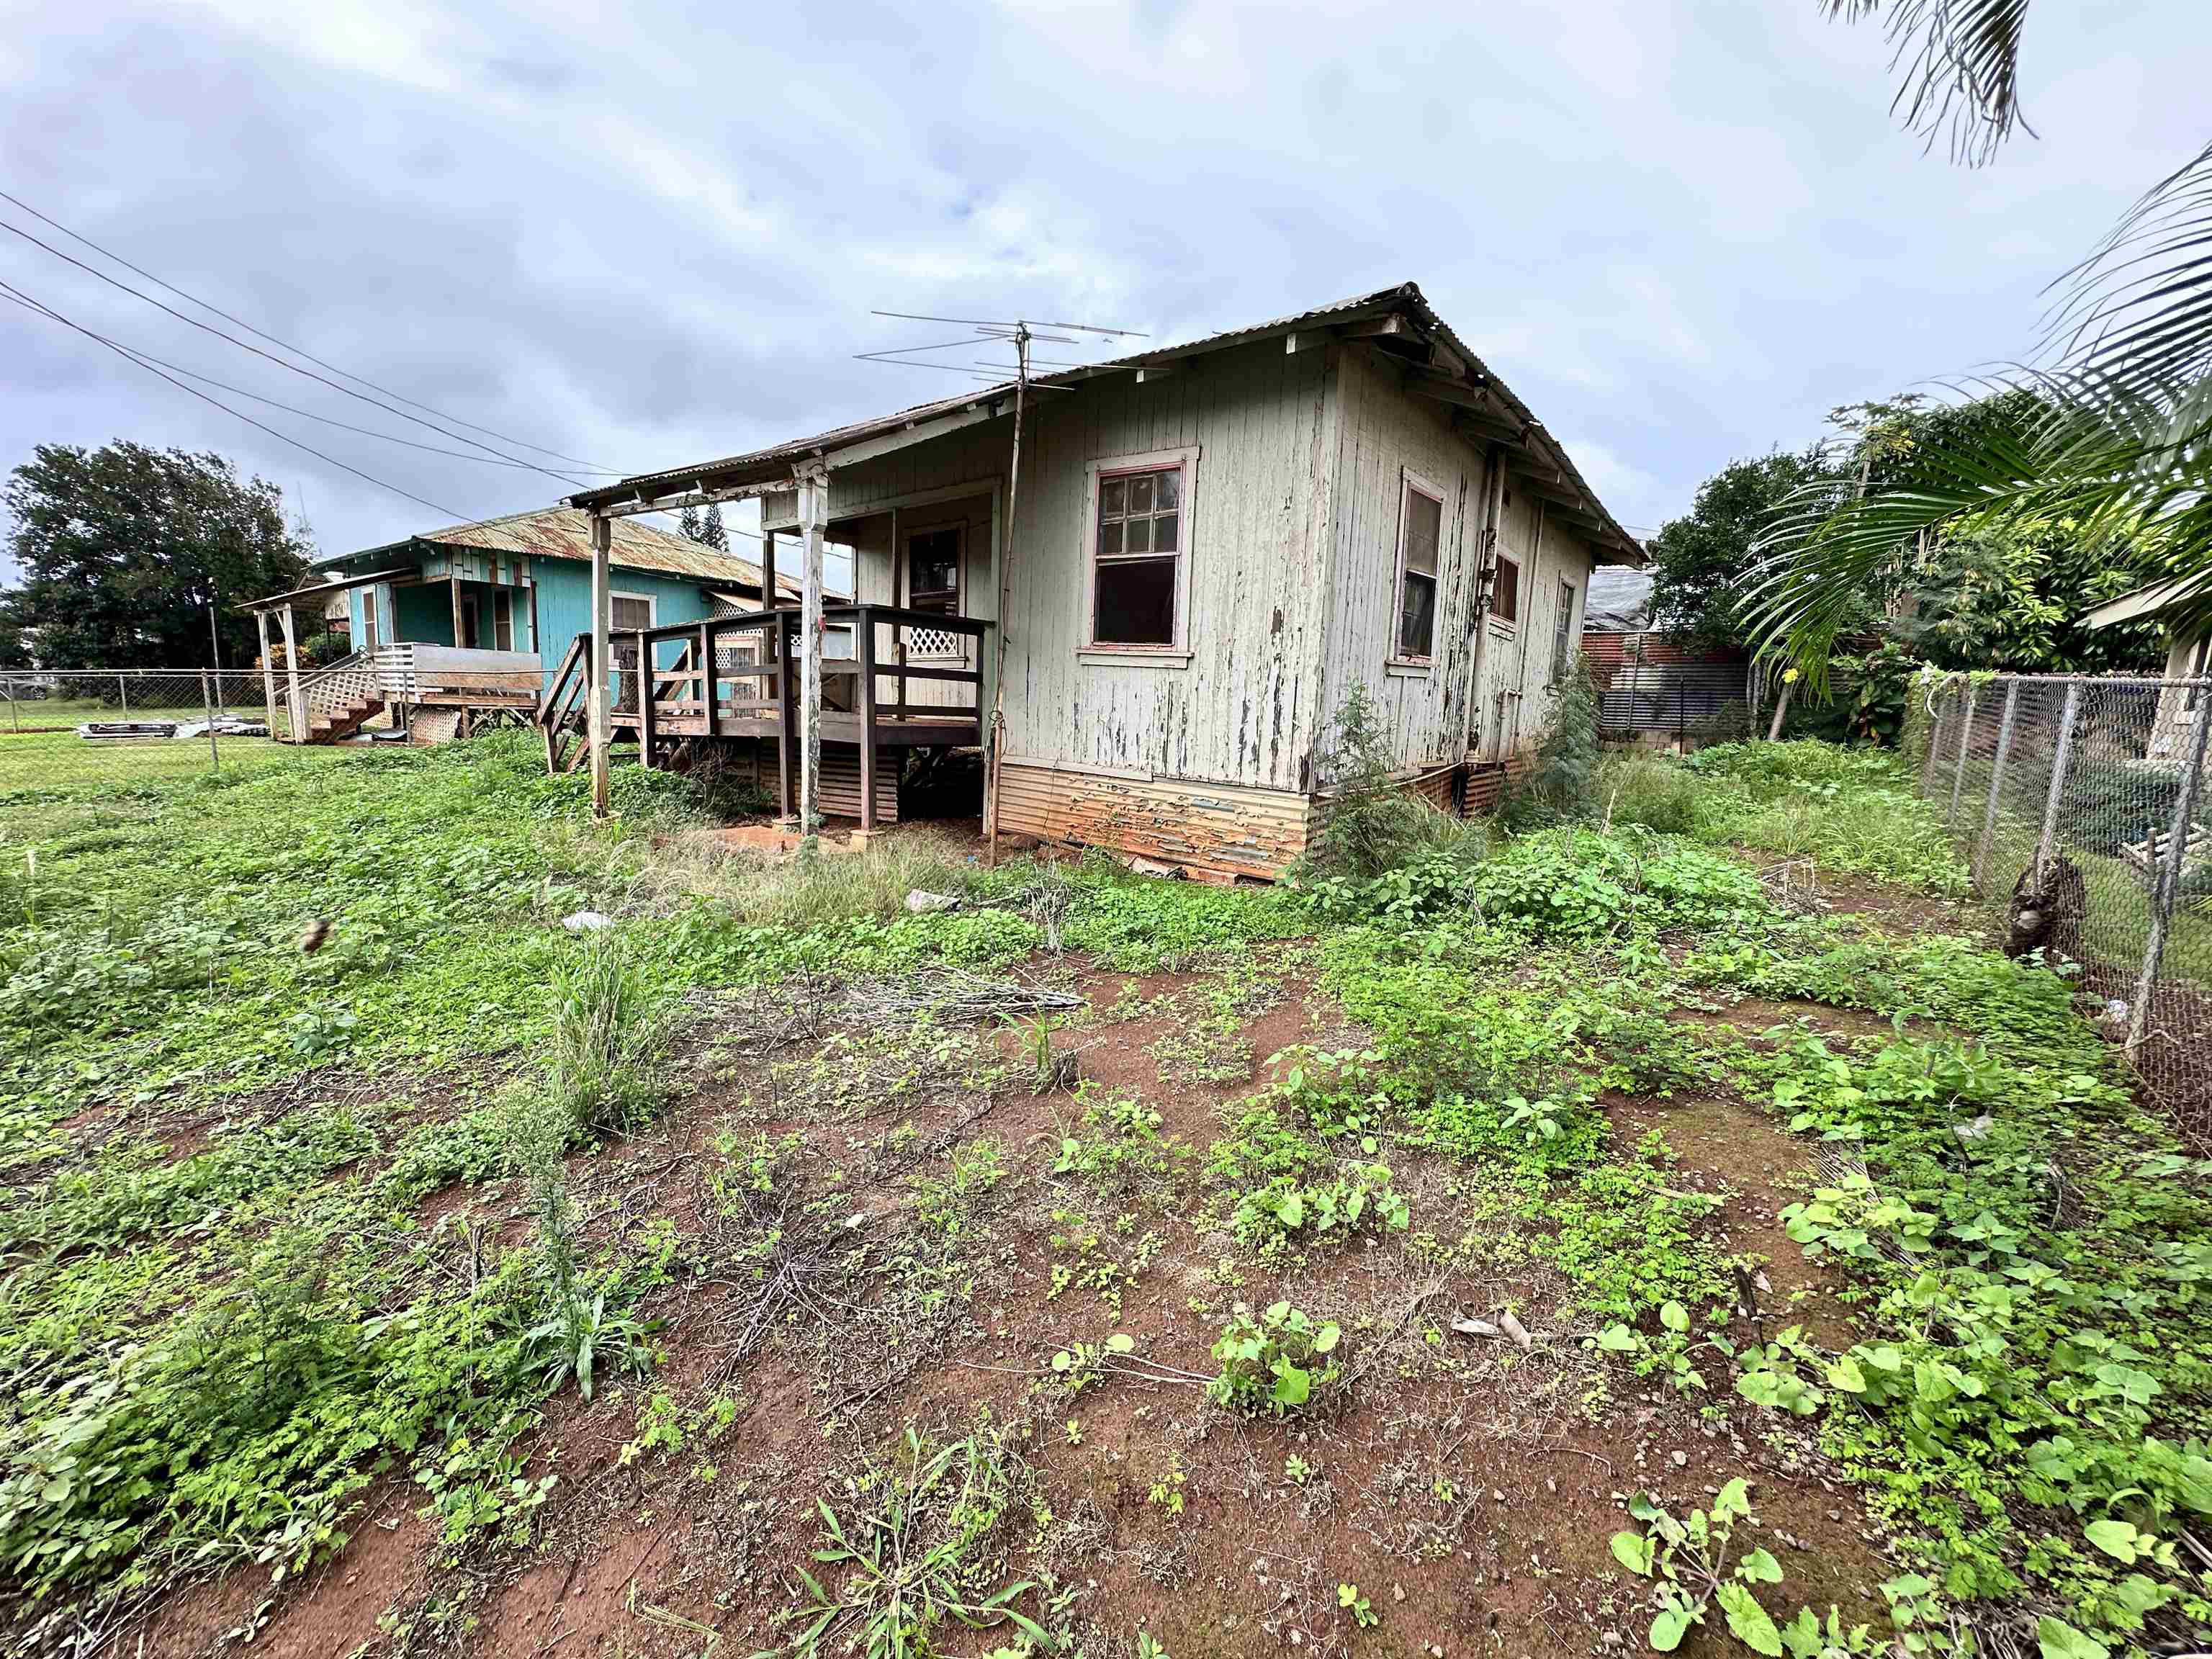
top-left (289, 644), bottom-right (542, 737)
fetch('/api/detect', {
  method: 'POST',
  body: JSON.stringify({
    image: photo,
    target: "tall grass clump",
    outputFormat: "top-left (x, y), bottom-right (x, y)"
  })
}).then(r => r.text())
top-left (655, 827), bottom-right (976, 930)
top-left (1599, 752), bottom-right (1707, 835)
top-left (549, 932), bottom-right (675, 1133)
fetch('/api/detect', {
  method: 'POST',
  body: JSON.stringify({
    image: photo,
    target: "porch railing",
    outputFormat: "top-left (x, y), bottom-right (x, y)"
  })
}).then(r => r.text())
top-left (536, 605), bottom-right (992, 824)
top-left (288, 644), bottom-right (542, 739)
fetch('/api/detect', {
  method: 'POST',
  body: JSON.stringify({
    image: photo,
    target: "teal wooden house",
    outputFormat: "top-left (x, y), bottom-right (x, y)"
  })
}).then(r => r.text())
top-left (244, 507), bottom-right (793, 743)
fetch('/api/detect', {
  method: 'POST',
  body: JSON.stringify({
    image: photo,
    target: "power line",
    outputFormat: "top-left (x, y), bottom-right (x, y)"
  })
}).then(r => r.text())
top-left (1, 278), bottom-right (469, 520)
top-left (0, 215), bottom-right (596, 492)
top-left (0, 185), bottom-right (618, 472)
top-left (0, 284), bottom-right (622, 475)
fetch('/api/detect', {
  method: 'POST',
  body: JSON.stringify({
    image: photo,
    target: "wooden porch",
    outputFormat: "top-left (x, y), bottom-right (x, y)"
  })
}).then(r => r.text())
top-left (537, 604), bottom-right (989, 827)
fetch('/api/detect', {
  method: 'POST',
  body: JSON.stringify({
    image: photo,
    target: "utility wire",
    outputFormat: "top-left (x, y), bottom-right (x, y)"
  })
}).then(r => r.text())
top-left (0, 185), bottom-right (616, 472)
top-left (0, 215), bottom-right (595, 491)
top-left (1, 279), bottom-right (468, 520)
top-left (0, 286), bottom-right (621, 475)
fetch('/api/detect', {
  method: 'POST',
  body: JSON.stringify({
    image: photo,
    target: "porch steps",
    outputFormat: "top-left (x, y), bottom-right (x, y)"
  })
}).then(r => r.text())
top-left (300, 695), bottom-right (385, 745)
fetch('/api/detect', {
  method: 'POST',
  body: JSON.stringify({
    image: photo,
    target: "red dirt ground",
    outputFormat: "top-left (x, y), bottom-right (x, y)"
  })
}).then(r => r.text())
top-left (112, 952), bottom-right (1904, 1659)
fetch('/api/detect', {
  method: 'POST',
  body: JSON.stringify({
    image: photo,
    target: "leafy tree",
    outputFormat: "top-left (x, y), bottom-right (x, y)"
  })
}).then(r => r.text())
top-left (678, 503), bottom-right (728, 552)
top-left (1649, 449), bottom-right (1843, 653)
top-left (1749, 5), bottom-right (2212, 670)
top-left (0, 443), bottom-right (310, 668)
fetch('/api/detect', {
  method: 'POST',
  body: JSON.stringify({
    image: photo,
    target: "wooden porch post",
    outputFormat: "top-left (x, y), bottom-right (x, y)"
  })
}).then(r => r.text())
top-left (279, 603), bottom-right (305, 739)
top-left (858, 606), bottom-right (878, 832)
top-left (450, 572), bottom-right (465, 649)
top-left (255, 608), bottom-right (278, 737)
top-left (697, 621), bottom-right (714, 736)
top-left (796, 467), bottom-right (827, 847)
top-left (637, 631), bottom-right (657, 769)
top-left (775, 613), bottom-right (795, 822)
top-left (588, 512), bottom-right (612, 819)
top-left (760, 528), bottom-right (776, 610)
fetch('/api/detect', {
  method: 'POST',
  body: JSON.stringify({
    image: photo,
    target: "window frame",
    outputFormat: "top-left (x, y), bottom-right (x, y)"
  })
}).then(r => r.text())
top-left (1550, 578), bottom-right (1576, 683)
top-left (610, 589), bottom-right (657, 634)
top-left (1079, 445), bottom-right (1200, 665)
top-left (1489, 552), bottom-right (1522, 632)
top-left (1389, 467), bottom-right (1446, 670)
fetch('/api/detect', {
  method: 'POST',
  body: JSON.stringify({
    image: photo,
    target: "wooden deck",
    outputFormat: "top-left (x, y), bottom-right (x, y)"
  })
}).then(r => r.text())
top-left (538, 604), bottom-right (990, 827)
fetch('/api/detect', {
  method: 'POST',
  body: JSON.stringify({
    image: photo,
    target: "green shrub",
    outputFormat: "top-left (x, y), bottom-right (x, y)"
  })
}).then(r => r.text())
top-left (1302, 682), bottom-right (1445, 881)
top-left (1501, 657), bottom-right (1602, 829)
top-left (1208, 1300), bottom-right (1342, 1414)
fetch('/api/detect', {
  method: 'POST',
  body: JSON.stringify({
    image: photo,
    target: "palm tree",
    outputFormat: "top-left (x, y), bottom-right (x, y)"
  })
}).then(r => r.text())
top-left (1741, 2), bottom-right (2212, 682)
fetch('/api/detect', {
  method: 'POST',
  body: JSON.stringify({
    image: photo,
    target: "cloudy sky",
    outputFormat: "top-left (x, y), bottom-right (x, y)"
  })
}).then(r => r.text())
top-left (3, 0), bottom-right (2206, 572)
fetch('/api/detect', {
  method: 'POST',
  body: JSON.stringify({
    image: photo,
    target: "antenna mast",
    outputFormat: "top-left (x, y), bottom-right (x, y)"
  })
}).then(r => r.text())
top-left (857, 310), bottom-right (1146, 863)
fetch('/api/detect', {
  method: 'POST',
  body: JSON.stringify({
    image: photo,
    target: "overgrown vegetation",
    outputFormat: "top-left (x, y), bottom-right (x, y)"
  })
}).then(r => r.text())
top-left (4, 724), bottom-right (2208, 1657)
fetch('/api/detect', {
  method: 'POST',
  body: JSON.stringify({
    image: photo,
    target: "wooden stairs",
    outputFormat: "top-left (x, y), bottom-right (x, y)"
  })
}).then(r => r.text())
top-left (301, 693), bottom-right (386, 744)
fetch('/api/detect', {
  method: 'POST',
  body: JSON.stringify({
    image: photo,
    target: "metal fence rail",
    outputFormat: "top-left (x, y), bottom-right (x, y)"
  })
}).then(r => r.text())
top-left (0, 667), bottom-right (354, 793)
top-left (1917, 670), bottom-right (2212, 1151)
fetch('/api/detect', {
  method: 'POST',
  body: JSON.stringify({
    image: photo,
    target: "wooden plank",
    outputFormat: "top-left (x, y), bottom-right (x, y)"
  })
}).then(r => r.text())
top-left (589, 513), bottom-right (612, 817)
top-left (637, 631), bottom-right (657, 768)
top-left (775, 613), bottom-right (796, 820)
top-left (798, 469), bottom-right (827, 836)
top-left (256, 608), bottom-right (278, 737)
top-left (857, 606), bottom-right (878, 830)
top-left (279, 603), bottom-right (304, 740)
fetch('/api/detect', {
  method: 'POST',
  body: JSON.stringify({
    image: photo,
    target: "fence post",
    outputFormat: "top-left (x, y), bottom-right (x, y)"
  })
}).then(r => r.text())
top-left (200, 670), bottom-right (220, 773)
top-left (2033, 680), bottom-right (2082, 885)
top-left (117, 672), bottom-right (129, 718)
top-left (2128, 689), bottom-right (2212, 1053)
top-left (1947, 683), bottom-right (1977, 827)
top-left (1973, 680), bottom-right (2020, 894)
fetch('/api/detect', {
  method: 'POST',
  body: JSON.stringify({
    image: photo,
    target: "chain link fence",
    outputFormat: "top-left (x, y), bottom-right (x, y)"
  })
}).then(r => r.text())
top-left (1917, 670), bottom-right (2212, 1151)
top-left (0, 668), bottom-right (369, 793)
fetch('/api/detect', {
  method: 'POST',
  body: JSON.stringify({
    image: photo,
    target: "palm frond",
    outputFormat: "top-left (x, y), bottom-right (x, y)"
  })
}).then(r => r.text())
top-left (1824, 0), bottom-right (2035, 165)
top-left (1740, 380), bottom-right (2212, 683)
top-left (2044, 140), bottom-right (2212, 412)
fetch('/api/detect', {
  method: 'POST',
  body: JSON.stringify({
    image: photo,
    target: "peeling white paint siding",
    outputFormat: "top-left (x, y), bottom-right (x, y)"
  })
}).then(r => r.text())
top-left (1316, 344), bottom-right (1600, 772)
top-left (768, 340), bottom-right (1336, 791)
top-left (756, 334), bottom-right (1600, 807)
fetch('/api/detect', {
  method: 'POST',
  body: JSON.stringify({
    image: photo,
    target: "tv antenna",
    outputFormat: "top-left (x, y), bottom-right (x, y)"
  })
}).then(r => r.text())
top-left (857, 310), bottom-right (1148, 866)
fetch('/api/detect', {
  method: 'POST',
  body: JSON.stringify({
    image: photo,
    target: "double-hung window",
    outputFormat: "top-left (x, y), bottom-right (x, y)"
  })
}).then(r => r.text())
top-left (1550, 580), bottom-right (1575, 682)
top-left (1394, 471), bottom-right (1443, 661)
top-left (1087, 449), bottom-right (1195, 653)
top-left (611, 593), bottom-right (655, 632)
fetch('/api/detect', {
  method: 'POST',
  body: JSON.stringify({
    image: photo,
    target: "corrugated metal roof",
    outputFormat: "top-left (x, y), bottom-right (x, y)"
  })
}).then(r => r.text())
top-left (318, 506), bottom-right (799, 593)
top-left (570, 282), bottom-right (1644, 558)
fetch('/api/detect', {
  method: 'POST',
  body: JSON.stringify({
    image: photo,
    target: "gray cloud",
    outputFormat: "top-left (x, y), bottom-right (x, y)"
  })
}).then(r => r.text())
top-left (3, 0), bottom-right (2206, 570)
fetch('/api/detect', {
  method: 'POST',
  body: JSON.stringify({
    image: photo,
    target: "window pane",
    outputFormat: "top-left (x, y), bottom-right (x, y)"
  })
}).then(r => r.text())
top-left (1151, 511), bottom-right (1177, 553)
top-left (1127, 474), bottom-right (1154, 514)
top-left (1406, 490), bottom-right (1441, 575)
top-left (1094, 557), bottom-right (1177, 646)
top-left (1154, 468), bottom-right (1179, 511)
top-left (613, 597), bottom-right (651, 631)
top-left (1493, 557), bottom-right (1519, 622)
top-left (1124, 514), bottom-right (1151, 555)
top-left (1099, 519), bottom-right (1123, 556)
top-left (1399, 571), bottom-right (1436, 659)
top-left (1100, 476), bottom-right (1125, 518)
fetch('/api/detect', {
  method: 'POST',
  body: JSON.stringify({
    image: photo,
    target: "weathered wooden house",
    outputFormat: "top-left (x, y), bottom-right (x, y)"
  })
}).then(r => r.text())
top-left (563, 283), bottom-right (1642, 874)
top-left (243, 507), bottom-right (796, 744)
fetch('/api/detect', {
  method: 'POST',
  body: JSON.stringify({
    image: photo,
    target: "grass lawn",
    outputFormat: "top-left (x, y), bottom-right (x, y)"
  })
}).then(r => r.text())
top-left (1, 734), bottom-right (2207, 1659)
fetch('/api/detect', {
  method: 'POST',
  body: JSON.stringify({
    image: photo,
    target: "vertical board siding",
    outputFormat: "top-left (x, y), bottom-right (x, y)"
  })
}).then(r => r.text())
top-left (768, 341), bottom-right (1334, 793)
top-left (1318, 345), bottom-right (1601, 774)
top-left (1319, 346), bottom-right (1487, 771)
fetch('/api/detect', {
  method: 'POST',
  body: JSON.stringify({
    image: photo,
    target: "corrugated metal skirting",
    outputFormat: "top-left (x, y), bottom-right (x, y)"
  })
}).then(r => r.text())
top-left (995, 763), bottom-right (1313, 878)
